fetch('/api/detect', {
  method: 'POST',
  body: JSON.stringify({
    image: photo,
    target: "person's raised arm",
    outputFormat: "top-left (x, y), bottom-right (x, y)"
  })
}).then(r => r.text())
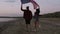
top-left (21, 4), bottom-right (25, 11)
top-left (21, 4), bottom-right (23, 11)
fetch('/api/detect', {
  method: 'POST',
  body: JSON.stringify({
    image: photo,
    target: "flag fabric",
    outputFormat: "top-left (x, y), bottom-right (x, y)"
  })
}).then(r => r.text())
top-left (30, 0), bottom-right (39, 9)
top-left (21, 0), bottom-right (30, 4)
top-left (21, 0), bottom-right (39, 9)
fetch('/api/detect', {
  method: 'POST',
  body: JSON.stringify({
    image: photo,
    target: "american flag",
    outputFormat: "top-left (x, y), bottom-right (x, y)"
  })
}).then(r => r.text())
top-left (21, 0), bottom-right (39, 9)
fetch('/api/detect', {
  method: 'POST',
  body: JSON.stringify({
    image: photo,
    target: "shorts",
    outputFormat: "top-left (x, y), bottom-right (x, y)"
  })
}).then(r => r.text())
top-left (34, 16), bottom-right (39, 21)
top-left (25, 19), bottom-right (31, 24)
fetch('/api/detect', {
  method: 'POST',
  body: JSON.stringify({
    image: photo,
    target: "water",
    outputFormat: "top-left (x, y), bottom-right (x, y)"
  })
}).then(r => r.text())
top-left (0, 18), bottom-right (17, 27)
top-left (0, 18), bottom-right (17, 22)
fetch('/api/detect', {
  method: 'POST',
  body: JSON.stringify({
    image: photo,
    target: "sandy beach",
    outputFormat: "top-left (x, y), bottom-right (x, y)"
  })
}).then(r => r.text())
top-left (0, 18), bottom-right (60, 34)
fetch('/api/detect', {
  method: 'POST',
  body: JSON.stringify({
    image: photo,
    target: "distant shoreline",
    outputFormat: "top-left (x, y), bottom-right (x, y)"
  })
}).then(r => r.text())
top-left (0, 17), bottom-right (22, 18)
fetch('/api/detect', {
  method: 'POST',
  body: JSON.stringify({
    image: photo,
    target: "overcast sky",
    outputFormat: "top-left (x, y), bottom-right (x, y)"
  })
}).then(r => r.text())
top-left (0, 0), bottom-right (60, 16)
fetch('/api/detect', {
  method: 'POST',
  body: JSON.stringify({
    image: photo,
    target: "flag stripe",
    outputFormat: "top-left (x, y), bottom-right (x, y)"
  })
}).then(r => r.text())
top-left (30, 0), bottom-right (39, 9)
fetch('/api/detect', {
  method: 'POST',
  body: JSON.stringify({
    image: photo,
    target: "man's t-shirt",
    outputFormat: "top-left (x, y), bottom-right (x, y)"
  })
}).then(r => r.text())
top-left (23, 10), bottom-right (32, 20)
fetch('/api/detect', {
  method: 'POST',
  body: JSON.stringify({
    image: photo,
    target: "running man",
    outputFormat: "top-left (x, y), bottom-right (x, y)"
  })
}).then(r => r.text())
top-left (21, 4), bottom-right (32, 32)
top-left (34, 7), bottom-right (40, 31)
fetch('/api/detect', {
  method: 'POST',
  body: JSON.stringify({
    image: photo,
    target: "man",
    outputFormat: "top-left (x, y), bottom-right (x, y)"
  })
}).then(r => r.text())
top-left (21, 4), bottom-right (32, 32)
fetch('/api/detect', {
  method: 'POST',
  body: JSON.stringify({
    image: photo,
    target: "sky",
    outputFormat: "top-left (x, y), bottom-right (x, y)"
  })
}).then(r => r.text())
top-left (0, 0), bottom-right (60, 17)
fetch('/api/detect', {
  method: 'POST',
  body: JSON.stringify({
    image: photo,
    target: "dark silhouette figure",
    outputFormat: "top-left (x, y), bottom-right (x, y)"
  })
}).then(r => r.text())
top-left (34, 8), bottom-right (40, 31)
top-left (21, 4), bottom-right (32, 31)
top-left (34, 8), bottom-right (40, 21)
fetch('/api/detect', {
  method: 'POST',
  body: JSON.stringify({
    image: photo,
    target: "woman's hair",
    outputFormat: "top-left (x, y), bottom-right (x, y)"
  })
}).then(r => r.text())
top-left (36, 8), bottom-right (40, 13)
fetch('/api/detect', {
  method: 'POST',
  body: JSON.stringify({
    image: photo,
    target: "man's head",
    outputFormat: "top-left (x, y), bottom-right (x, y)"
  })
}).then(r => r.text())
top-left (26, 6), bottom-right (29, 10)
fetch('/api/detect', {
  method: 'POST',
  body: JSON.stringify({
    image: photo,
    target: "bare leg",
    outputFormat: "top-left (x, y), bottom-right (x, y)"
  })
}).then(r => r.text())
top-left (26, 24), bottom-right (31, 32)
top-left (35, 21), bottom-right (40, 31)
top-left (26, 24), bottom-right (29, 32)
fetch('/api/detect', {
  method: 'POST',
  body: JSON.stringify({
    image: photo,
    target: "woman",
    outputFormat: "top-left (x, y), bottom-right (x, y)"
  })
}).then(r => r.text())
top-left (34, 8), bottom-right (40, 31)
